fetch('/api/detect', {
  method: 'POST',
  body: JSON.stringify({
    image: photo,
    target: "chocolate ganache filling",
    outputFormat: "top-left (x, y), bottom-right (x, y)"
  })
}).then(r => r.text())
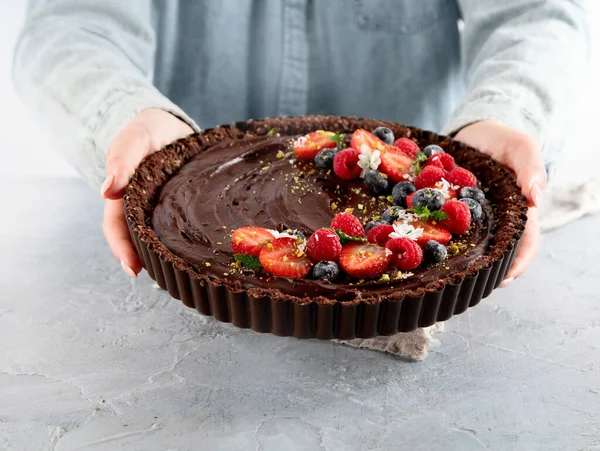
top-left (152, 135), bottom-right (493, 302)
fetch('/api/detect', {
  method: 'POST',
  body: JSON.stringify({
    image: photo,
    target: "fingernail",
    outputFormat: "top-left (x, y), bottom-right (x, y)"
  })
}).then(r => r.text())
top-left (101, 175), bottom-right (115, 198)
top-left (530, 182), bottom-right (542, 208)
top-left (499, 277), bottom-right (514, 289)
top-left (121, 260), bottom-right (137, 278)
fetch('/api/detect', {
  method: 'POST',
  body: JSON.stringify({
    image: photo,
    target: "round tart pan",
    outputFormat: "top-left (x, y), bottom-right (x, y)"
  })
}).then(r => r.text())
top-left (124, 116), bottom-right (527, 340)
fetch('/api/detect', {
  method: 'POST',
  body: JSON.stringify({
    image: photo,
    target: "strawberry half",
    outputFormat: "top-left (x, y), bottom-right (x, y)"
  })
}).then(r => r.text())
top-left (231, 227), bottom-right (273, 257)
top-left (259, 238), bottom-right (312, 279)
top-left (410, 220), bottom-right (452, 246)
top-left (339, 242), bottom-right (392, 280)
top-left (350, 129), bottom-right (412, 183)
top-left (293, 130), bottom-right (339, 160)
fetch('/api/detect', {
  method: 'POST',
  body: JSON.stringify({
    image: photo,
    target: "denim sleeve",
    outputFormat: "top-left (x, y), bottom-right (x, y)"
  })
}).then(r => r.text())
top-left (443, 0), bottom-right (590, 152)
top-left (12, 0), bottom-right (200, 190)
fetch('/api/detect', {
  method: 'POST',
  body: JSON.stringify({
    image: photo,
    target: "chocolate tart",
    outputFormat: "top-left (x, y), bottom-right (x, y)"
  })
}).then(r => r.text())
top-left (124, 116), bottom-right (527, 339)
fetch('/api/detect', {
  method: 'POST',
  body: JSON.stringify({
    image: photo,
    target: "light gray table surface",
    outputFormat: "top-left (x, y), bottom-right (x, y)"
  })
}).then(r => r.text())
top-left (0, 176), bottom-right (598, 451)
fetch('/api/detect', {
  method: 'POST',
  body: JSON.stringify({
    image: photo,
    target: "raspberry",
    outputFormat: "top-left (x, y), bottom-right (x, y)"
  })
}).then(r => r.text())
top-left (330, 213), bottom-right (365, 238)
top-left (414, 165), bottom-right (445, 190)
top-left (333, 148), bottom-right (362, 180)
top-left (385, 238), bottom-right (424, 271)
top-left (440, 201), bottom-right (472, 235)
top-left (427, 153), bottom-right (455, 172)
top-left (305, 228), bottom-right (342, 263)
top-left (367, 224), bottom-right (394, 246)
top-left (393, 137), bottom-right (420, 159)
top-left (446, 167), bottom-right (478, 189)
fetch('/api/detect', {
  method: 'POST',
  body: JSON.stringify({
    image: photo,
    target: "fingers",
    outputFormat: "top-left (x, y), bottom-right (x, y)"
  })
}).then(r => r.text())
top-left (503, 133), bottom-right (547, 208)
top-left (103, 198), bottom-right (142, 277)
top-left (500, 207), bottom-right (540, 287)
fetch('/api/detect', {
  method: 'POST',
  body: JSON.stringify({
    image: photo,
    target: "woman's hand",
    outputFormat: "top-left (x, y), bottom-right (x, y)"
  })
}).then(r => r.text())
top-left (454, 121), bottom-right (546, 287)
top-left (101, 108), bottom-right (194, 277)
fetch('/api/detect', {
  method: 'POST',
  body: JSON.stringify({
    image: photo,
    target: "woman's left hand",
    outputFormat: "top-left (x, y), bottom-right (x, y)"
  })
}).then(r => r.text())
top-left (454, 120), bottom-right (546, 287)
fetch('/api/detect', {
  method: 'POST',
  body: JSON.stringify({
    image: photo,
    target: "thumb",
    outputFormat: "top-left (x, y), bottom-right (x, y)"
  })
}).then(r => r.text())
top-left (506, 135), bottom-right (547, 208)
top-left (102, 121), bottom-right (153, 200)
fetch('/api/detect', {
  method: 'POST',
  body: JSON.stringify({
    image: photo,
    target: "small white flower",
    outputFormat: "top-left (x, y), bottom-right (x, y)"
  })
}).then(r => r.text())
top-left (388, 222), bottom-right (424, 241)
top-left (394, 210), bottom-right (419, 224)
top-left (293, 136), bottom-right (307, 148)
top-left (436, 178), bottom-right (460, 199)
top-left (403, 173), bottom-right (416, 182)
top-left (357, 144), bottom-right (382, 178)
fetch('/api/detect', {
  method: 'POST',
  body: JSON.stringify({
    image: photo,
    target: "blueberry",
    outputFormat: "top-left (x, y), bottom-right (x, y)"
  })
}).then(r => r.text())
top-left (364, 170), bottom-right (390, 196)
top-left (312, 261), bottom-right (340, 282)
top-left (423, 240), bottom-right (448, 265)
top-left (365, 219), bottom-right (388, 233)
top-left (372, 127), bottom-right (395, 145)
top-left (459, 187), bottom-right (485, 204)
top-left (392, 181), bottom-right (417, 207)
top-left (423, 144), bottom-right (444, 158)
top-left (314, 148), bottom-right (336, 171)
top-left (412, 188), bottom-right (445, 211)
top-left (382, 206), bottom-right (405, 224)
top-left (459, 198), bottom-right (483, 221)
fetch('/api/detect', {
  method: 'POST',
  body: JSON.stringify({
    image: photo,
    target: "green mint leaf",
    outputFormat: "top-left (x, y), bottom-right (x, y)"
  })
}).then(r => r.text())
top-left (410, 151), bottom-right (428, 175)
top-left (430, 210), bottom-right (449, 221)
top-left (266, 128), bottom-right (277, 136)
top-left (408, 206), bottom-right (448, 222)
top-left (234, 254), bottom-right (262, 271)
top-left (335, 229), bottom-right (368, 245)
top-left (330, 133), bottom-right (345, 148)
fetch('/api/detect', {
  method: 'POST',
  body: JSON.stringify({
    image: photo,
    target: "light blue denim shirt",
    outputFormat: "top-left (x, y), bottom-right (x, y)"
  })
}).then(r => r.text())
top-left (14, 0), bottom-right (589, 189)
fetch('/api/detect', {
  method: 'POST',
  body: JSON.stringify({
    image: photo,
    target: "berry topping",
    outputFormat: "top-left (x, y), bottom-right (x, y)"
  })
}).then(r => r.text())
top-left (351, 129), bottom-right (412, 183)
top-left (423, 144), bottom-right (444, 158)
top-left (406, 192), bottom-right (416, 208)
top-left (305, 228), bottom-right (342, 263)
top-left (459, 187), bottom-right (486, 204)
top-left (382, 206), bottom-right (405, 224)
top-left (363, 170), bottom-right (390, 196)
top-left (459, 198), bottom-right (483, 221)
top-left (231, 227), bottom-right (273, 257)
top-left (367, 224), bottom-right (395, 246)
top-left (293, 130), bottom-right (339, 160)
top-left (314, 148), bottom-right (338, 171)
top-left (331, 213), bottom-right (366, 238)
top-left (311, 261), bottom-right (341, 282)
top-left (365, 219), bottom-right (388, 233)
top-left (440, 201), bottom-right (472, 235)
top-left (333, 148), bottom-right (362, 180)
top-left (259, 237), bottom-right (313, 279)
top-left (423, 240), bottom-right (448, 265)
top-left (414, 165), bottom-right (445, 190)
top-left (392, 181), bottom-right (417, 207)
top-left (412, 188), bottom-right (446, 211)
top-left (427, 152), bottom-right (455, 172)
top-left (385, 237), bottom-right (424, 271)
top-left (393, 137), bottom-right (420, 159)
top-left (372, 126), bottom-right (395, 145)
top-left (339, 242), bottom-right (392, 280)
top-left (410, 220), bottom-right (452, 246)
top-left (446, 167), bottom-right (478, 190)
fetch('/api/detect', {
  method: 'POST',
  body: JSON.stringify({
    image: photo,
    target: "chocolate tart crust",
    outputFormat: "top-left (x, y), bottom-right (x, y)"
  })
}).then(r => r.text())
top-left (124, 116), bottom-right (527, 339)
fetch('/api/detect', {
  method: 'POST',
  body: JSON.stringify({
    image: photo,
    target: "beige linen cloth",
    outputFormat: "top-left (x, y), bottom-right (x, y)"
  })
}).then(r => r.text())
top-left (336, 178), bottom-right (600, 360)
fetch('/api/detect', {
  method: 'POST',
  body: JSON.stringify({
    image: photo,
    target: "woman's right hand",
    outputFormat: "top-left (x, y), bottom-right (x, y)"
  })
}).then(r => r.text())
top-left (101, 108), bottom-right (194, 277)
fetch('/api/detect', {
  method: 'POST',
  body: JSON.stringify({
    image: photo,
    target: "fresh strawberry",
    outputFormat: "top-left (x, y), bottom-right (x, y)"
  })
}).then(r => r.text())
top-left (259, 237), bottom-right (312, 278)
top-left (434, 180), bottom-right (458, 200)
top-left (231, 227), bottom-right (273, 257)
top-left (350, 129), bottom-right (412, 183)
top-left (426, 153), bottom-right (455, 172)
top-left (409, 220), bottom-right (452, 246)
top-left (445, 167), bottom-right (478, 190)
top-left (393, 137), bottom-right (420, 159)
top-left (406, 192), bottom-right (416, 208)
top-left (339, 242), bottom-right (392, 279)
top-left (367, 224), bottom-right (395, 246)
top-left (305, 228), bottom-right (342, 263)
top-left (331, 213), bottom-right (365, 238)
top-left (333, 148), bottom-right (362, 180)
top-left (293, 130), bottom-right (339, 160)
top-left (415, 165), bottom-right (445, 190)
top-left (385, 237), bottom-right (423, 271)
top-left (440, 201), bottom-right (472, 235)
